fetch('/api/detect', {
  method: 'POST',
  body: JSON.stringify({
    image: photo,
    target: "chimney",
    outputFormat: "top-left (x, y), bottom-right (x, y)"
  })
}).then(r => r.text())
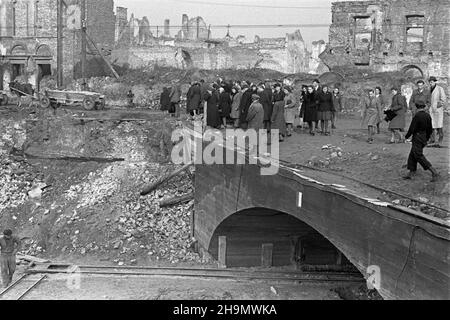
top-left (164, 19), bottom-right (170, 37)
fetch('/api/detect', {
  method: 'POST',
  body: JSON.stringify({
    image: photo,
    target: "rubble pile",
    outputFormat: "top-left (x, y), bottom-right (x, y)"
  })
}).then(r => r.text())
top-left (307, 144), bottom-right (345, 168)
top-left (0, 154), bottom-right (42, 214)
top-left (48, 161), bottom-right (201, 264)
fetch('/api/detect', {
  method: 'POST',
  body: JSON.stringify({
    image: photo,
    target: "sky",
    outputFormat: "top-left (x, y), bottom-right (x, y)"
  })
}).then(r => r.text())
top-left (114, 0), bottom-right (335, 49)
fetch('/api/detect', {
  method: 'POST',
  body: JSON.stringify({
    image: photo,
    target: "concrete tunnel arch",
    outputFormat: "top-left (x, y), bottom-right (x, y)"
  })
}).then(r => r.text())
top-left (208, 207), bottom-right (357, 269)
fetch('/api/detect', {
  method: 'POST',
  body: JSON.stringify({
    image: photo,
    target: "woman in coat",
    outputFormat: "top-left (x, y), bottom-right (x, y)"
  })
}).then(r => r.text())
top-left (283, 87), bottom-right (297, 137)
top-left (302, 86), bottom-right (318, 135)
top-left (271, 97), bottom-right (287, 142)
top-left (230, 86), bottom-right (242, 128)
top-left (203, 86), bottom-right (221, 129)
top-left (361, 89), bottom-right (383, 144)
top-left (187, 83), bottom-right (201, 117)
top-left (317, 86), bottom-right (333, 135)
top-left (388, 87), bottom-right (408, 143)
top-left (160, 87), bottom-right (171, 112)
top-left (218, 86), bottom-right (232, 128)
top-left (374, 87), bottom-right (386, 134)
top-left (246, 94), bottom-right (265, 131)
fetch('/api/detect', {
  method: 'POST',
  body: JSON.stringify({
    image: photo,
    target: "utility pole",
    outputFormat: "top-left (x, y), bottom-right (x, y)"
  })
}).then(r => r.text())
top-left (81, 0), bottom-right (87, 89)
top-left (56, 0), bottom-right (63, 88)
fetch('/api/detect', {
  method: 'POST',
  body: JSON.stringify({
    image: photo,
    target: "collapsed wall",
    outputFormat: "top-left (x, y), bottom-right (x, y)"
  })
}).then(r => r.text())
top-left (320, 0), bottom-right (450, 89)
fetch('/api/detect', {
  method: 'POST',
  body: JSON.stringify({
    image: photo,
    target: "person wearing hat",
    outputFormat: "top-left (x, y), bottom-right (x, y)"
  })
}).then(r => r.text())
top-left (230, 85), bottom-right (242, 128)
top-left (218, 86), bottom-right (232, 128)
top-left (428, 76), bottom-right (447, 147)
top-left (403, 102), bottom-right (440, 182)
top-left (387, 87), bottom-right (408, 144)
top-left (238, 83), bottom-right (253, 129)
top-left (0, 229), bottom-right (21, 288)
top-left (246, 94), bottom-right (265, 131)
top-left (203, 84), bottom-right (221, 129)
top-left (257, 82), bottom-right (273, 132)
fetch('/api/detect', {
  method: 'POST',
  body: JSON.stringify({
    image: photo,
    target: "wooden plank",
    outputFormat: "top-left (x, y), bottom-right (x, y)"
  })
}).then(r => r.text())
top-left (218, 236), bottom-right (227, 268)
top-left (261, 243), bottom-right (273, 268)
top-left (17, 253), bottom-right (50, 264)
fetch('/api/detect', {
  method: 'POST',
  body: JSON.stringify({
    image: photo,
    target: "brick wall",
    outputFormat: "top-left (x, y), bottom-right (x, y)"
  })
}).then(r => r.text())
top-left (0, 0), bottom-right (116, 88)
top-left (323, 0), bottom-right (450, 86)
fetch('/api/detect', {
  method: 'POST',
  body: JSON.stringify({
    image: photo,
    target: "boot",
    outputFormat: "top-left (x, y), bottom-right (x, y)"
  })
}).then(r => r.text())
top-left (429, 167), bottom-right (440, 182)
top-left (403, 171), bottom-right (416, 180)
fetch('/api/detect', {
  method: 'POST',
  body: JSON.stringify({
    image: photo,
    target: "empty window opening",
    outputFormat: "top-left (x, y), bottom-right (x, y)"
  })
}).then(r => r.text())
top-left (406, 15), bottom-right (425, 46)
top-left (354, 16), bottom-right (372, 49)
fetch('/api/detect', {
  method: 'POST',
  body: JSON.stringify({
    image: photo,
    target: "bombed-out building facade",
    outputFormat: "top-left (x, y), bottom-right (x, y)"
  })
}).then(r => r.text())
top-left (112, 11), bottom-right (315, 74)
top-left (320, 0), bottom-right (450, 85)
top-left (0, 0), bottom-right (115, 91)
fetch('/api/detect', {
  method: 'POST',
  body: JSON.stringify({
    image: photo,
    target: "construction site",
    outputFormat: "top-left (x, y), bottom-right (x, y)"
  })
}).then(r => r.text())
top-left (0, 0), bottom-right (449, 302)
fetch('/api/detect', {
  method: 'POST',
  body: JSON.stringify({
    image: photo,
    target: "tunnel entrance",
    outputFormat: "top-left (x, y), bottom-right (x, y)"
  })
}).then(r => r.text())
top-left (209, 208), bottom-right (354, 269)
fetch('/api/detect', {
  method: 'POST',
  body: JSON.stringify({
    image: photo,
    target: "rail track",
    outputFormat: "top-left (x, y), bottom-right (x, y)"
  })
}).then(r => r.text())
top-left (0, 274), bottom-right (46, 300)
top-left (27, 264), bottom-right (365, 283)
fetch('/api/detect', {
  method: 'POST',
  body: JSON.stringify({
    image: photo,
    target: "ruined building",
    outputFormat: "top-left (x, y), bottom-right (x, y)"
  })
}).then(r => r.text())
top-left (0, 0), bottom-right (116, 90)
top-left (177, 14), bottom-right (209, 40)
top-left (112, 11), bottom-right (314, 74)
top-left (320, 0), bottom-right (450, 85)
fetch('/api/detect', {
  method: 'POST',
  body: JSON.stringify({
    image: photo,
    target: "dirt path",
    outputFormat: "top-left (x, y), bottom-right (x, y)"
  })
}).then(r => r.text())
top-left (14, 273), bottom-right (343, 300)
top-left (278, 113), bottom-right (450, 213)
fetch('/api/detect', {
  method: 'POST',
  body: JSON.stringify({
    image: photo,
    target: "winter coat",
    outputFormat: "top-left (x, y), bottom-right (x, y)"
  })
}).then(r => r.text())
top-left (332, 93), bottom-right (343, 113)
top-left (239, 89), bottom-right (253, 124)
top-left (302, 93), bottom-right (318, 123)
top-left (230, 92), bottom-right (242, 119)
top-left (204, 90), bottom-right (221, 128)
top-left (218, 91), bottom-right (232, 118)
top-left (260, 88), bottom-right (273, 121)
top-left (284, 93), bottom-right (297, 124)
top-left (362, 97), bottom-right (383, 127)
top-left (170, 85), bottom-right (182, 103)
top-left (187, 85), bottom-right (201, 112)
top-left (430, 85), bottom-right (447, 129)
top-left (246, 101), bottom-right (264, 131)
top-left (271, 100), bottom-right (287, 136)
top-left (272, 90), bottom-right (285, 103)
top-left (318, 92), bottom-right (333, 112)
top-left (388, 93), bottom-right (408, 130)
top-left (160, 88), bottom-right (171, 111)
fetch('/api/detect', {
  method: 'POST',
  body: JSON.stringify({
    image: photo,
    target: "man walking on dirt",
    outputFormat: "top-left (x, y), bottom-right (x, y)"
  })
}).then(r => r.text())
top-left (0, 229), bottom-right (21, 288)
top-left (403, 104), bottom-right (439, 182)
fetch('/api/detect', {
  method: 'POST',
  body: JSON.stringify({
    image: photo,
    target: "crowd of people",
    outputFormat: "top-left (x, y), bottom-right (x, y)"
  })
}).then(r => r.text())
top-left (164, 78), bottom-right (344, 143)
top-left (158, 76), bottom-right (446, 182)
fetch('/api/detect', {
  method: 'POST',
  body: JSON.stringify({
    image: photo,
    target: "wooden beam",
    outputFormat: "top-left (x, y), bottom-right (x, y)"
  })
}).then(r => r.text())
top-left (218, 236), bottom-right (227, 268)
top-left (140, 162), bottom-right (193, 196)
top-left (159, 192), bottom-right (194, 208)
top-left (261, 243), bottom-right (273, 268)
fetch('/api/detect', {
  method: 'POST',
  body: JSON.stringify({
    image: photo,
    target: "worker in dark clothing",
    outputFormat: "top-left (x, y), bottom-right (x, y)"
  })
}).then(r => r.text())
top-left (403, 104), bottom-right (439, 182)
top-left (127, 90), bottom-right (134, 108)
top-left (0, 229), bottom-right (21, 288)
